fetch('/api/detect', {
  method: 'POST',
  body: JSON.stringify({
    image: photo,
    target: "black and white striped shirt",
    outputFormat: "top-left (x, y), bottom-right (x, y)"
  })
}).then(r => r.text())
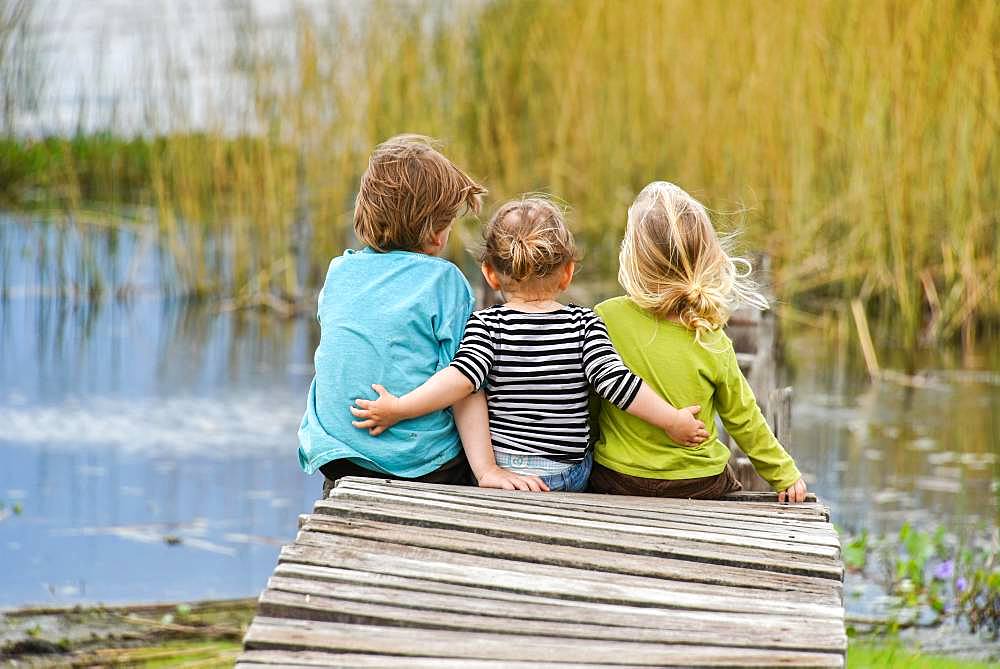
top-left (449, 305), bottom-right (643, 463)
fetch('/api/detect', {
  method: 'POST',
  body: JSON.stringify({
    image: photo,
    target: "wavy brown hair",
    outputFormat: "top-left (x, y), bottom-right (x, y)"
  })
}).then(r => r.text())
top-left (353, 135), bottom-right (486, 252)
top-left (480, 196), bottom-right (577, 291)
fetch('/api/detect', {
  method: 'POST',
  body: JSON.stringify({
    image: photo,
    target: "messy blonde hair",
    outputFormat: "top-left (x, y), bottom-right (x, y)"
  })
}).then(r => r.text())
top-left (618, 181), bottom-right (767, 347)
top-left (354, 135), bottom-right (486, 252)
top-left (481, 196), bottom-right (577, 292)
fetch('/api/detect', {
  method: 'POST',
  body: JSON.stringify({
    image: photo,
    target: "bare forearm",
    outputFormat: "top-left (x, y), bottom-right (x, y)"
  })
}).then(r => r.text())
top-left (452, 391), bottom-right (497, 481)
top-left (625, 382), bottom-right (680, 430)
top-left (397, 366), bottom-right (474, 419)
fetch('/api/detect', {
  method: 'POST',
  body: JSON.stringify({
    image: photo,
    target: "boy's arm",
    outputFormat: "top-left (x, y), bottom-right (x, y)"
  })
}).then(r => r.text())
top-left (351, 368), bottom-right (472, 435)
top-left (581, 313), bottom-right (708, 446)
top-left (452, 391), bottom-right (549, 492)
top-left (716, 339), bottom-right (805, 499)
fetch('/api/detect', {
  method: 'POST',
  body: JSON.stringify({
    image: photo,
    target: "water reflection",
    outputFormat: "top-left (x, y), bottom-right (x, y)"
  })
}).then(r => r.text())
top-left (786, 323), bottom-right (1000, 535)
top-left (0, 217), bottom-right (319, 606)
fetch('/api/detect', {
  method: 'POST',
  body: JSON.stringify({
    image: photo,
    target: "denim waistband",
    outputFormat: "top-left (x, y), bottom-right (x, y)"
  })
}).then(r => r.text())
top-left (494, 451), bottom-right (575, 476)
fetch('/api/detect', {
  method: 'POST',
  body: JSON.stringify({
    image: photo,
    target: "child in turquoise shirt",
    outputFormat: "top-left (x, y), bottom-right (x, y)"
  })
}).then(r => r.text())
top-left (297, 135), bottom-right (514, 492)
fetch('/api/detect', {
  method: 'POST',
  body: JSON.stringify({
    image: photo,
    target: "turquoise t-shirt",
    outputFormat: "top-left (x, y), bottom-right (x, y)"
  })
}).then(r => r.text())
top-left (297, 248), bottom-right (475, 477)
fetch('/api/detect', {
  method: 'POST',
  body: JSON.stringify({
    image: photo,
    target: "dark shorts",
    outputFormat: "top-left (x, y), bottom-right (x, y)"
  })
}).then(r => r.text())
top-left (588, 461), bottom-right (743, 499)
top-left (320, 451), bottom-right (472, 498)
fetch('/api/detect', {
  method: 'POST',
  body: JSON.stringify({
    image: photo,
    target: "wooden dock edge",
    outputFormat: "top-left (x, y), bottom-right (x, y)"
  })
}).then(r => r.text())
top-left (238, 478), bottom-right (846, 668)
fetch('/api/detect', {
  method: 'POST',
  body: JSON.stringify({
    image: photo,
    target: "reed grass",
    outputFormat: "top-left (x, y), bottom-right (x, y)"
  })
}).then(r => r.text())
top-left (2, 0), bottom-right (998, 348)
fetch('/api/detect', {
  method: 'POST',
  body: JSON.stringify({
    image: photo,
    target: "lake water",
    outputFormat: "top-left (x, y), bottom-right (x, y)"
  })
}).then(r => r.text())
top-left (0, 215), bottom-right (318, 606)
top-left (1, 214), bottom-right (998, 610)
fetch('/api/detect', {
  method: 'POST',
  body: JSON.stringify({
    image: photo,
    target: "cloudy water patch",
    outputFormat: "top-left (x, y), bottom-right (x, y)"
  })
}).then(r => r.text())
top-left (0, 391), bottom-right (302, 457)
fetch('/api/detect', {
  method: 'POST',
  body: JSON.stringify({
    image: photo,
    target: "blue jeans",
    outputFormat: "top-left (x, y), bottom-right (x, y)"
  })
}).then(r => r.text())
top-left (540, 451), bottom-right (593, 492)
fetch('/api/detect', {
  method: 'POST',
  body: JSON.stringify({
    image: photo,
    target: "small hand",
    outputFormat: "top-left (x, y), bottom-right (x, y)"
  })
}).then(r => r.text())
top-left (664, 405), bottom-right (710, 447)
top-left (777, 477), bottom-right (807, 504)
top-left (350, 384), bottom-right (403, 436)
top-left (478, 467), bottom-right (550, 492)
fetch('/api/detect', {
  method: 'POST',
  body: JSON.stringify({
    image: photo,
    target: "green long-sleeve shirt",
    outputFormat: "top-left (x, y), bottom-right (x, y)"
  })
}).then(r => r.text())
top-left (593, 296), bottom-right (801, 492)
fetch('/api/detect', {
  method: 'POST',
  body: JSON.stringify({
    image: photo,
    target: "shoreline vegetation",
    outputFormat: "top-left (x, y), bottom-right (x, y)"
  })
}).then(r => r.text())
top-left (1, 1), bottom-right (997, 360)
top-left (0, 598), bottom-right (251, 667)
top-left (1, 598), bottom-right (998, 668)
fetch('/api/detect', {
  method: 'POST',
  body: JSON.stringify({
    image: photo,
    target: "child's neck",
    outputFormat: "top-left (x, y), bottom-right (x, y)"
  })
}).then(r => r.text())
top-left (504, 292), bottom-right (564, 313)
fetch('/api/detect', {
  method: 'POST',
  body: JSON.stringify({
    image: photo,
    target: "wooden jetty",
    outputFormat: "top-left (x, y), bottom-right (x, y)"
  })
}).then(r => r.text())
top-left (237, 478), bottom-right (846, 668)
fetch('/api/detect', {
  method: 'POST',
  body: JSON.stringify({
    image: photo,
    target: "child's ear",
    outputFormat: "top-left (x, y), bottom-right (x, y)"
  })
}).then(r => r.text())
top-left (481, 263), bottom-right (503, 290)
top-left (557, 261), bottom-right (575, 291)
top-left (422, 224), bottom-right (452, 255)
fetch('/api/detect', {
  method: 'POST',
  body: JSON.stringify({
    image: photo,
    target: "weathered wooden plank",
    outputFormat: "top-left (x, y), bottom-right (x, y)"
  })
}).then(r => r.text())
top-left (257, 587), bottom-right (843, 653)
top-left (262, 573), bottom-right (846, 651)
top-left (281, 538), bottom-right (844, 620)
top-left (721, 490), bottom-right (815, 505)
top-left (237, 649), bottom-right (645, 668)
top-left (329, 485), bottom-right (838, 556)
top-left (269, 564), bottom-right (837, 633)
top-left (311, 498), bottom-right (843, 579)
top-left (334, 479), bottom-right (830, 526)
top-left (244, 617), bottom-right (844, 667)
top-left (332, 480), bottom-right (839, 546)
top-left (342, 480), bottom-right (833, 536)
top-left (339, 478), bottom-right (830, 522)
top-left (295, 515), bottom-right (842, 600)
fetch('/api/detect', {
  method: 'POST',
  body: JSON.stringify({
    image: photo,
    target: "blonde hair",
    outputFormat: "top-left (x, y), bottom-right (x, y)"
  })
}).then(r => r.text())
top-left (354, 134), bottom-right (486, 252)
top-left (618, 181), bottom-right (767, 347)
top-left (481, 196), bottom-right (577, 291)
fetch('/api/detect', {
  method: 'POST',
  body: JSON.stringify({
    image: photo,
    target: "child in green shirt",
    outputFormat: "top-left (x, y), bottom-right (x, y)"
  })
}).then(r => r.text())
top-left (591, 181), bottom-right (807, 503)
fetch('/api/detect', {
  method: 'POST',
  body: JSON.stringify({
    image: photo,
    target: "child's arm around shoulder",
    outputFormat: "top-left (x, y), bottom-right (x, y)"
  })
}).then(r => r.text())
top-left (350, 311), bottom-right (493, 433)
top-left (580, 308), bottom-right (708, 446)
top-left (715, 334), bottom-right (807, 502)
top-left (350, 368), bottom-right (473, 434)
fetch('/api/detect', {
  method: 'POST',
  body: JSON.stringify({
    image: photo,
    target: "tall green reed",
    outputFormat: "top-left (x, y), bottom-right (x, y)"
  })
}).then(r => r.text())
top-left (0, 0), bottom-right (40, 136)
top-left (3, 0), bottom-right (998, 349)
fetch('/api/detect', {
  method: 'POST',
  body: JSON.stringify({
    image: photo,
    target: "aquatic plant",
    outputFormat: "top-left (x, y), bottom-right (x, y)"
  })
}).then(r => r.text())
top-left (1, 1), bottom-right (998, 346)
top-left (842, 523), bottom-right (1000, 636)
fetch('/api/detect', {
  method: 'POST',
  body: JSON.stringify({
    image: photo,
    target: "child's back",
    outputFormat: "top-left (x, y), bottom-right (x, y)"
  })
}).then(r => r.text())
top-left (594, 296), bottom-right (798, 488)
top-left (297, 135), bottom-right (485, 484)
top-left (299, 248), bottom-right (474, 477)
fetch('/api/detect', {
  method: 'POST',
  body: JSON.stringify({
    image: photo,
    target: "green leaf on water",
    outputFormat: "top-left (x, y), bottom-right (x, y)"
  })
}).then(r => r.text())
top-left (844, 532), bottom-right (868, 571)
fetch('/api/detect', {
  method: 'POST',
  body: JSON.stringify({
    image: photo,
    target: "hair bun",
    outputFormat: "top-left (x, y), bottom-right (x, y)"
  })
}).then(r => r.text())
top-left (481, 196), bottom-right (577, 285)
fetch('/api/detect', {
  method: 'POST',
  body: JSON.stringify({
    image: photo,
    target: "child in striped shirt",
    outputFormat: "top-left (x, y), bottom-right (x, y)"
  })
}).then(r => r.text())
top-left (350, 197), bottom-right (708, 492)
